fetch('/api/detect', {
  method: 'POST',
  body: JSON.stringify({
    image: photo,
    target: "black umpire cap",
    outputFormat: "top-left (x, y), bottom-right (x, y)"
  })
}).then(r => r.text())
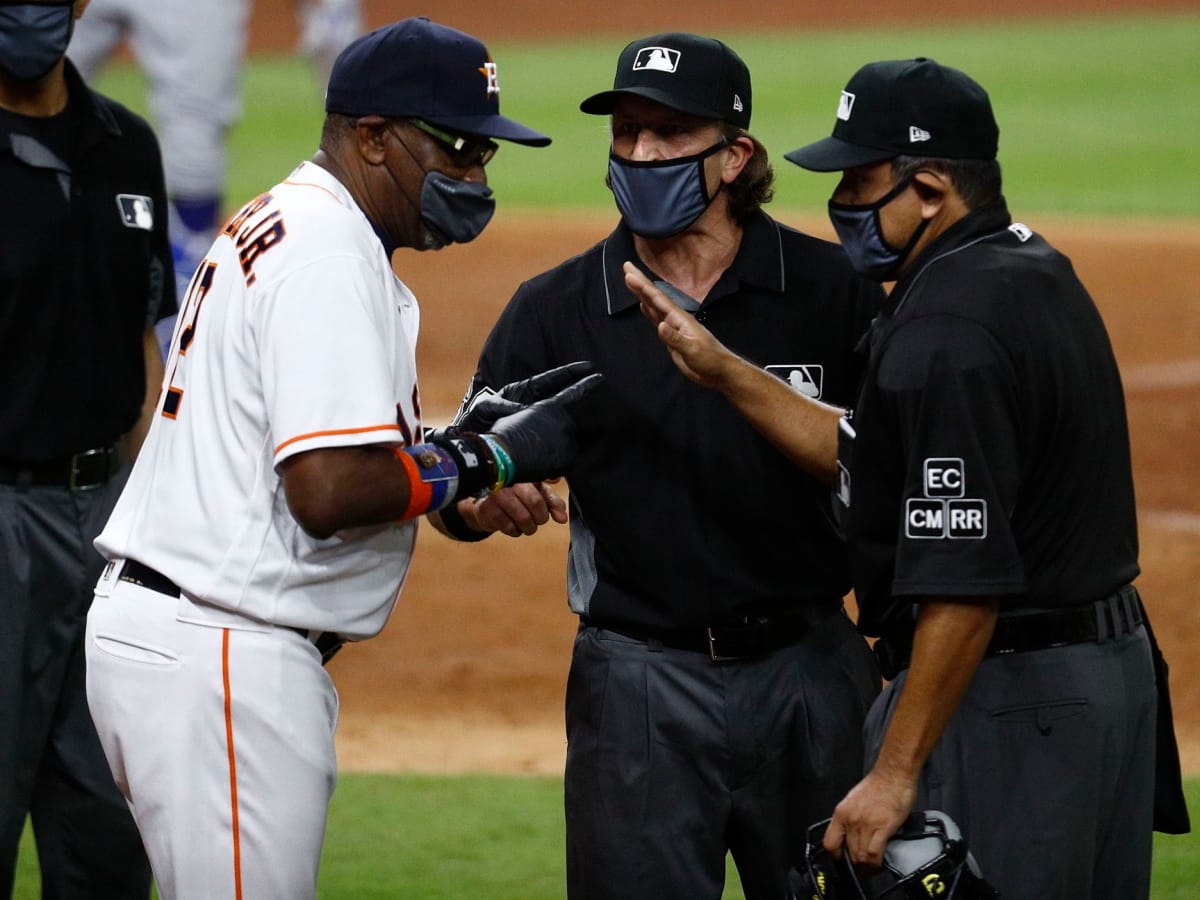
top-left (786, 57), bottom-right (999, 171)
top-left (580, 32), bottom-right (752, 129)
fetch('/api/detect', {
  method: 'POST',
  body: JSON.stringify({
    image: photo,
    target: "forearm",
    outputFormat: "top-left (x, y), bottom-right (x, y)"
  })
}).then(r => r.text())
top-left (872, 598), bottom-right (999, 782)
top-left (283, 434), bottom-right (503, 539)
top-left (714, 355), bottom-right (844, 485)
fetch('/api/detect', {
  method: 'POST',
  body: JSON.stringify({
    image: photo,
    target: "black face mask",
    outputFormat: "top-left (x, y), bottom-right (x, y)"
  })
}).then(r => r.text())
top-left (0, 2), bottom-right (74, 82)
top-left (827, 178), bottom-right (929, 282)
top-left (418, 171), bottom-right (495, 246)
top-left (607, 139), bottom-right (727, 239)
top-left (385, 126), bottom-right (496, 250)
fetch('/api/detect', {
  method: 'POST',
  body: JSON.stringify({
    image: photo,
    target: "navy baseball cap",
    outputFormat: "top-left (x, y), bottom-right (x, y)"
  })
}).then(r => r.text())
top-left (785, 58), bottom-right (998, 171)
top-left (580, 32), bottom-right (751, 129)
top-left (325, 17), bottom-right (550, 146)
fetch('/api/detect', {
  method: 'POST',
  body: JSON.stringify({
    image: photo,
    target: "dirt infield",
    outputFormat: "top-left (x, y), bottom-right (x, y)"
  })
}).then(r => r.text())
top-left (237, 1), bottom-right (1200, 777)
top-left (327, 213), bottom-right (1200, 776)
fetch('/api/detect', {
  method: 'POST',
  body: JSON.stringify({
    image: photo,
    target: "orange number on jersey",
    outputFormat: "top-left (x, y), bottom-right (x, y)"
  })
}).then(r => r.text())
top-left (161, 261), bottom-right (217, 419)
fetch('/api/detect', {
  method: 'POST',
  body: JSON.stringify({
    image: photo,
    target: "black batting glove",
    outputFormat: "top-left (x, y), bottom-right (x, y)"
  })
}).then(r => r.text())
top-left (483, 370), bottom-right (603, 485)
top-left (451, 361), bottom-right (596, 435)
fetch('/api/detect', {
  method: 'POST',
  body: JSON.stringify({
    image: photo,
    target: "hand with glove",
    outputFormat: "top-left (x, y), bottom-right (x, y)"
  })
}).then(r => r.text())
top-left (394, 364), bottom-right (601, 523)
top-left (483, 365), bottom-right (600, 485)
top-left (430, 360), bottom-right (598, 439)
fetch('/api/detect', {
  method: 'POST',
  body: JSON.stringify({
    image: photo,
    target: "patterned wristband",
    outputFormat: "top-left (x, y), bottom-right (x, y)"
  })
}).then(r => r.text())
top-left (427, 432), bottom-right (497, 499)
top-left (392, 444), bottom-right (460, 519)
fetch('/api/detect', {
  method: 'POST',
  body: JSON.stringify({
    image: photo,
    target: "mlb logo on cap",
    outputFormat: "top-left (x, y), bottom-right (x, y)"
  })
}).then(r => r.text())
top-left (837, 91), bottom-right (855, 122)
top-left (633, 47), bottom-right (680, 73)
top-left (579, 31), bottom-right (752, 129)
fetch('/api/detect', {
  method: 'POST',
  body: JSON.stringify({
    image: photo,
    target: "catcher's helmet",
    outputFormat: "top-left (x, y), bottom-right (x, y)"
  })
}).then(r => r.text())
top-left (787, 810), bottom-right (999, 900)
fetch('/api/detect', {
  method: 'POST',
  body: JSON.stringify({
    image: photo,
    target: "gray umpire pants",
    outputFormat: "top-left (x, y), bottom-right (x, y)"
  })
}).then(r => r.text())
top-left (564, 609), bottom-right (879, 900)
top-left (868, 625), bottom-right (1156, 899)
top-left (0, 470), bottom-right (151, 899)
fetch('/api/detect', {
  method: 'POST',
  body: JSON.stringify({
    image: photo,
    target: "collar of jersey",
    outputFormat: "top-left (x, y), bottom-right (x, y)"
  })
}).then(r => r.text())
top-left (887, 200), bottom-right (1014, 318)
top-left (603, 209), bottom-right (785, 316)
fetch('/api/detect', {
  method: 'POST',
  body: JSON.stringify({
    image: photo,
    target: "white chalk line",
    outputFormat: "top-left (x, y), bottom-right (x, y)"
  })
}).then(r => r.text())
top-left (1123, 358), bottom-right (1200, 391)
top-left (1140, 510), bottom-right (1200, 536)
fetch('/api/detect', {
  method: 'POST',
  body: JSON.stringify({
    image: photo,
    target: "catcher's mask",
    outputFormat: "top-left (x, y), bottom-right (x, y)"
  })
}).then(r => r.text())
top-left (787, 810), bottom-right (1000, 900)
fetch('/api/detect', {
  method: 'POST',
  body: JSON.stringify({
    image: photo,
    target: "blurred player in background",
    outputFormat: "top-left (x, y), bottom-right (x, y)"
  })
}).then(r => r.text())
top-left (68, 0), bottom-right (364, 353)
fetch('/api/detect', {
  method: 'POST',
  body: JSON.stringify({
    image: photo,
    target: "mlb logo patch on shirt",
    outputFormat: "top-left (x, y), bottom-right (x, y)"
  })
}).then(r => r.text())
top-left (116, 194), bottom-right (154, 230)
top-left (767, 364), bottom-right (823, 399)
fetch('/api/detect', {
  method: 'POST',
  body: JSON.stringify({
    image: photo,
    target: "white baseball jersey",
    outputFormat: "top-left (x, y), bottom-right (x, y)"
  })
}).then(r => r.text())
top-left (95, 161), bottom-right (420, 640)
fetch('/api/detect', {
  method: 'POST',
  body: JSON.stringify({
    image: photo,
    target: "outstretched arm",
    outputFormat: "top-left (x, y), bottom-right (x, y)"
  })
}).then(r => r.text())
top-left (281, 371), bottom-right (601, 539)
top-left (625, 262), bottom-right (843, 485)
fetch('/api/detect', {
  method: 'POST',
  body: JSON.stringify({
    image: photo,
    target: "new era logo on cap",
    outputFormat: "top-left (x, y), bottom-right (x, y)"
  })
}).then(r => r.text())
top-left (633, 47), bottom-right (680, 73)
top-left (909, 125), bottom-right (931, 142)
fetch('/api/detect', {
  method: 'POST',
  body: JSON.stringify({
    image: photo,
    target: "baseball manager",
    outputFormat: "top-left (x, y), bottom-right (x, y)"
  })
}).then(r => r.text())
top-left (82, 17), bottom-right (597, 900)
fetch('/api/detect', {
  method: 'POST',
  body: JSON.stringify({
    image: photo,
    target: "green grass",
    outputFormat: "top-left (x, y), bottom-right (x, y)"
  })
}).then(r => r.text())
top-left (90, 12), bottom-right (1199, 218)
top-left (13, 774), bottom-right (1200, 897)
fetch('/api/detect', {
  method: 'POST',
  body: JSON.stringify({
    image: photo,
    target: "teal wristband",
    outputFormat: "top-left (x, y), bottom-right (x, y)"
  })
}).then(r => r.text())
top-left (480, 434), bottom-right (514, 491)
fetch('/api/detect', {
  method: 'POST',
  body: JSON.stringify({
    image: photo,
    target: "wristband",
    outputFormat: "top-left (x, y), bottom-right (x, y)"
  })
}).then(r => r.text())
top-left (480, 434), bottom-right (514, 493)
top-left (392, 443), bottom-right (460, 519)
top-left (427, 432), bottom-right (497, 500)
top-left (435, 501), bottom-right (492, 542)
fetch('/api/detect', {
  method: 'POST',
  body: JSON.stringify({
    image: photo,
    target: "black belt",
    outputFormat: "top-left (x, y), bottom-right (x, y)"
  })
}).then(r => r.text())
top-left (0, 445), bottom-right (119, 491)
top-left (117, 559), bottom-right (345, 665)
top-left (872, 585), bottom-right (1144, 680)
top-left (118, 558), bottom-right (182, 597)
top-left (584, 606), bottom-right (835, 662)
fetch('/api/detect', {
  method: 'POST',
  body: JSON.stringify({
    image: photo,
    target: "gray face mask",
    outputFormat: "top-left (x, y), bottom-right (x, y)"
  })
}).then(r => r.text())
top-left (384, 126), bottom-right (497, 250)
top-left (419, 171), bottom-right (495, 246)
top-left (607, 139), bottom-right (727, 239)
top-left (827, 178), bottom-right (928, 281)
top-left (0, 2), bottom-right (74, 82)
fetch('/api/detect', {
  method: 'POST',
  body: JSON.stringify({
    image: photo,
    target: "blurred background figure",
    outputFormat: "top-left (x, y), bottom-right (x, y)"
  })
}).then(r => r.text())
top-left (68, 0), bottom-right (364, 354)
top-left (295, 0), bottom-right (364, 88)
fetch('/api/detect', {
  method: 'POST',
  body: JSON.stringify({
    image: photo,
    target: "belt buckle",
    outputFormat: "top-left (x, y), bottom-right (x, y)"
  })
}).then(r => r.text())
top-left (706, 624), bottom-right (762, 662)
top-left (706, 626), bottom-right (737, 662)
top-left (69, 447), bottom-right (108, 492)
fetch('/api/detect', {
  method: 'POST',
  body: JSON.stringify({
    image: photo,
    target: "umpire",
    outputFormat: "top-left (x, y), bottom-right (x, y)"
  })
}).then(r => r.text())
top-left (439, 33), bottom-right (882, 899)
top-left (0, 0), bottom-right (172, 895)
top-left (632, 57), bottom-right (1189, 898)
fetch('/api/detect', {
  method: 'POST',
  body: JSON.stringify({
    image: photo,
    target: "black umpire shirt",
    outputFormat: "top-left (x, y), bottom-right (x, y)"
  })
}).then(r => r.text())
top-left (839, 201), bottom-right (1139, 638)
top-left (463, 212), bottom-right (882, 633)
top-left (0, 61), bottom-right (175, 463)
